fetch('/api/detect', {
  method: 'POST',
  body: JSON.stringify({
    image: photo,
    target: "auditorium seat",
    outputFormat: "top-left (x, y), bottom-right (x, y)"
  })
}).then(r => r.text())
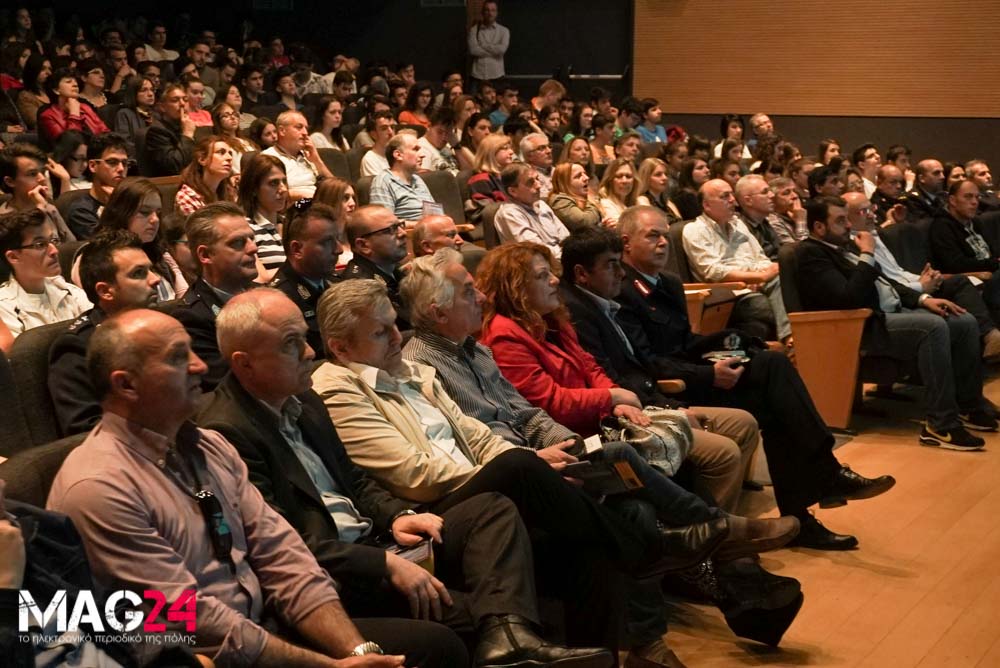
top-left (0, 350), bottom-right (32, 458)
top-left (418, 171), bottom-right (466, 224)
top-left (318, 148), bottom-right (351, 181)
top-left (7, 320), bottom-right (72, 447)
top-left (355, 175), bottom-right (373, 205)
top-left (0, 433), bottom-right (87, 506)
top-left (54, 189), bottom-right (90, 223)
top-left (58, 240), bottom-right (85, 282)
top-left (880, 219), bottom-right (932, 274)
top-left (346, 144), bottom-right (368, 182)
top-left (666, 220), bottom-right (743, 335)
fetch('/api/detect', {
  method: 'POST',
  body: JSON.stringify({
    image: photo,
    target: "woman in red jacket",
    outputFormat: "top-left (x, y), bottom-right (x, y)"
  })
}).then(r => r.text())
top-left (477, 240), bottom-right (649, 436)
top-left (37, 67), bottom-right (109, 147)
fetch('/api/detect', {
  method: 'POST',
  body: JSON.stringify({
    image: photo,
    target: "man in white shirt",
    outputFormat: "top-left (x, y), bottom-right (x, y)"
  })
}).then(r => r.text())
top-left (143, 21), bottom-right (179, 62)
top-left (494, 163), bottom-right (568, 256)
top-left (467, 0), bottom-right (509, 85)
top-left (262, 111), bottom-right (333, 199)
top-left (360, 112), bottom-right (398, 177)
top-left (681, 179), bottom-right (791, 341)
top-left (417, 109), bottom-right (459, 175)
top-left (851, 143), bottom-right (881, 199)
top-left (0, 209), bottom-right (91, 350)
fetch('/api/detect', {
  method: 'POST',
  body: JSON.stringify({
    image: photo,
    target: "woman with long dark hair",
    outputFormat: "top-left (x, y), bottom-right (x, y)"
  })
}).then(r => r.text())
top-left (114, 76), bottom-right (156, 158)
top-left (174, 136), bottom-right (235, 216)
top-left (670, 157), bottom-right (711, 220)
top-left (238, 153), bottom-right (289, 282)
top-left (398, 81), bottom-right (434, 128)
top-left (15, 53), bottom-right (50, 129)
top-left (309, 96), bottom-right (350, 151)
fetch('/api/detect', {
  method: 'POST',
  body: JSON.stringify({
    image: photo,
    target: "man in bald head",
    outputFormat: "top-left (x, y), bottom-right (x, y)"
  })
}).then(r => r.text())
top-left (47, 308), bottom-right (467, 667)
top-left (341, 204), bottom-right (411, 329)
top-left (681, 178), bottom-right (792, 342)
top-left (906, 159), bottom-right (946, 223)
top-left (412, 214), bottom-right (464, 257)
top-left (871, 164), bottom-right (908, 225)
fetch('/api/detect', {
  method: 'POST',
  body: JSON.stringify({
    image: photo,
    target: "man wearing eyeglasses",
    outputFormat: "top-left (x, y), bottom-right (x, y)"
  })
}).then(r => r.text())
top-left (175, 202), bottom-right (259, 391)
top-left (341, 205), bottom-right (411, 330)
top-left (520, 133), bottom-right (553, 199)
top-left (47, 308), bottom-right (468, 667)
top-left (0, 209), bottom-right (91, 352)
top-left (65, 133), bottom-right (130, 240)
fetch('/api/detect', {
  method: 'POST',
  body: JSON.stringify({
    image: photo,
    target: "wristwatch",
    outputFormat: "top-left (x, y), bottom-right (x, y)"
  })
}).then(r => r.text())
top-left (350, 641), bottom-right (384, 656)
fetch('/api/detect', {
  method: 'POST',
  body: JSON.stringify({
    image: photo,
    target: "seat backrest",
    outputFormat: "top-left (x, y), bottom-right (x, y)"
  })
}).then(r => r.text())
top-left (318, 148), bottom-right (351, 181)
top-left (157, 181), bottom-right (182, 217)
top-left (0, 350), bottom-right (32, 458)
top-left (240, 150), bottom-right (260, 173)
top-left (8, 320), bottom-right (73, 446)
top-left (193, 126), bottom-right (213, 142)
top-left (346, 144), bottom-right (368, 182)
top-left (355, 175), bottom-right (374, 206)
top-left (879, 219), bottom-right (931, 274)
top-left (134, 127), bottom-right (154, 177)
top-left (640, 142), bottom-right (663, 161)
top-left (97, 103), bottom-right (121, 129)
top-left (457, 169), bottom-right (475, 205)
top-left (777, 243), bottom-right (804, 312)
top-left (342, 123), bottom-right (362, 147)
top-left (418, 171), bottom-right (466, 224)
top-left (0, 433), bottom-right (86, 506)
top-left (58, 240), bottom-right (86, 282)
top-left (54, 189), bottom-right (91, 223)
top-left (666, 219), bottom-right (693, 281)
top-left (482, 201), bottom-right (501, 249)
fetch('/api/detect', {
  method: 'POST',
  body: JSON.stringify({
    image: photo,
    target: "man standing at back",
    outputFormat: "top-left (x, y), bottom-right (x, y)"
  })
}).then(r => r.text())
top-left (468, 0), bottom-right (509, 88)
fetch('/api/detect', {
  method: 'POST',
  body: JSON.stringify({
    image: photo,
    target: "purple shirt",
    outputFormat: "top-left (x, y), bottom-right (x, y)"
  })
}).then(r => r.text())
top-left (47, 412), bottom-right (340, 664)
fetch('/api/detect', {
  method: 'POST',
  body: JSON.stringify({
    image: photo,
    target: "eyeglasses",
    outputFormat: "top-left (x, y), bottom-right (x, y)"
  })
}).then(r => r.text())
top-left (218, 111), bottom-right (239, 120)
top-left (94, 158), bottom-right (133, 169)
top-left (360, 221), bottom-right (406, 238)
top-left (16, 237), bottom-right (61, 251)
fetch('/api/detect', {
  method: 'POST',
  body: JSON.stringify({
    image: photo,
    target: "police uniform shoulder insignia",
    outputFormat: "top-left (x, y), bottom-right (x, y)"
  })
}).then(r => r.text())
top-left (211, 304), bottom-right (221, 316)
top-left (297, 284), bottom-right (311, 300)
top-left (268, 275), bottom-right (283, 287)
top-left (349, 265), bottom-right (361, 275)
top-left (634, 279), bottom-right (652, 297)
top-left (68, 314), bottom-right (90, 332)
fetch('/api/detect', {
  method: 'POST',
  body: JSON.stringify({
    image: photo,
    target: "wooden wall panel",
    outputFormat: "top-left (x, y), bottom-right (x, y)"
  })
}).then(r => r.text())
top-left (633, 1), bottom-right (1000, 118)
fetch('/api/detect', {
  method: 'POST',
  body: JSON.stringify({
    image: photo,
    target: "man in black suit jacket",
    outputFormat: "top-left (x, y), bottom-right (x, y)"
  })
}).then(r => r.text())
top-left (339, 205), bottom-right (411, 330)
top-left (200, 287), bottom-right (613, 668)
top-left (144, 83), bottom-right (196, 176)
top-left (174, 203), bottom-right (259, 391)
top-left (796, 195), bottom-right (993, 451)
top-left (615, 205), bottom-right (897, 550)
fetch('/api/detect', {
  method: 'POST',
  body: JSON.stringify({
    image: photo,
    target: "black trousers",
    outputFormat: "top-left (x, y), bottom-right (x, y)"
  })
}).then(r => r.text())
top-left (354, 617), bottom-right (470, 667)
top-left (688, 349), bottom-right (841, 516)
top-left (939, 274), bottom-right (995, 336)
top-left (341, 492), bottom-right (538, 634)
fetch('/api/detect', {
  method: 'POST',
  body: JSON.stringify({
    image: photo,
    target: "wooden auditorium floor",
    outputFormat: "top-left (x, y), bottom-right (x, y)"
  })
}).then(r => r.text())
top-left (662, 374), bottom-right (1000, 668)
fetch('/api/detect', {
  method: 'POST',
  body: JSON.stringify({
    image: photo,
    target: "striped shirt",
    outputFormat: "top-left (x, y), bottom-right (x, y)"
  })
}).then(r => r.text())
top-left (402, 330), bottom-right (577, 449)
top-left (249, 213), bottom-right (286, 271)
top-left (368, 169), bottom-right (435, 222)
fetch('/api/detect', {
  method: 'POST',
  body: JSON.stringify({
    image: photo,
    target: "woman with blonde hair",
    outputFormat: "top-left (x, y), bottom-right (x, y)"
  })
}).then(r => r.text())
top-left (596, 157), bottom-right (637, 228)
top-left (636, 157), bottom-right (681, 225)
top-left (174, 135), bottom-right (235, 216)
top-left (464, 132), bottom-right (516, 223)
top-left (548, 162), bottom-right (604, 232)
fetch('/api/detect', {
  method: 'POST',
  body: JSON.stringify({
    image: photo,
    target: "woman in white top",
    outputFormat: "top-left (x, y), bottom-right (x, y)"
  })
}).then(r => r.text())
top-left (597, 158), bottom-right (637, 229)
top-left (238, 153), bottom-right (289, 283)
top-left (308, 96), bottom-right (350, 152)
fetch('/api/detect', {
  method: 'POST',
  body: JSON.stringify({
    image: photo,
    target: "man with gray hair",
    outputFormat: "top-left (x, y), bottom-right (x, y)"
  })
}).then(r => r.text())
top-left (412, 214), bottom-right (465, 258)
top-left (682, 179), bottom-right (792, 342)
top-left (262, 110), bottom-right (334, 199)
top-left (369, 133), bottom-right (437, 224)
top-left (734, 174), bottom-right (781, 260)
top-left (176, 202), bottom-right (259, 390)
top-left (520, 132), bottom-right (553, 199)
top-left (201, 288), bottom-right (603, 668)
top-left (768, 177), bottom-right (806, 246)
top-left (48, 307), bottom-right (464, 667)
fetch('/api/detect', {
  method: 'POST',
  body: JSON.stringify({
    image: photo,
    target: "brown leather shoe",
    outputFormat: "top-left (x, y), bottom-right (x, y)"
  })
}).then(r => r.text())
top-left (713, 514), bottom-right (800, 561)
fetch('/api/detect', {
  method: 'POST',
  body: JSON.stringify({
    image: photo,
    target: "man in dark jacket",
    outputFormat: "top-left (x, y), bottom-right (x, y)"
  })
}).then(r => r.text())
top-left (616, 205), bottom-right (897, 550)
top-left (201, 287), bottom-right (615, 668)
top-left (143, 82), bottom-right (196, 176)
top-left (797, 195), bottom-right (993, 451)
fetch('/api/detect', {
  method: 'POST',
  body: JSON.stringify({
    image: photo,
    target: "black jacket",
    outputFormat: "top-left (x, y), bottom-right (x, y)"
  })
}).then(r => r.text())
top-left (340, 255), bottom-right (410, 330)
top-left (559, 281), bottom-right (678, 408)
top-left (928, 211), bottom-right (1000, 274)
top-left (174, 278), bottom-right (230, 391)
top-left (48, 307), bottom-right (106, 437)
top-left (615, 264), bottom-right (718, 394)
top-left (270, 262), bottom-right (334, 358)
top-left (198, 374), bottom-right (415, 584)
top-left (144, 116), bottom-right (195, 176)
top-left (794, 237), bottom-right (922, 352)
top-left (904, 185), bottom-right (945, 224)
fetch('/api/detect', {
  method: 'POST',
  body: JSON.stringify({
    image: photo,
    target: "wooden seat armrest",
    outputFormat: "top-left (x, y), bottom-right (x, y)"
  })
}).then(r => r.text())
top-left (657, 379), bottom-right (687, 394)
top-left (787, 308), bottom-right (873, 324)
top-left (684, 282), bottom-right (747, 290)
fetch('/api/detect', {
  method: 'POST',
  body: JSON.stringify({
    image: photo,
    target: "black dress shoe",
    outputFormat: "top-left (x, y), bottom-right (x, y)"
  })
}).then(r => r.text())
top-left (474, 614), bottom-right (615, 668)
top-left (726, 591), bottom-right (804, 647)
top-left (636, 517), bottom-right (729, 578)
top-left (818, 466), bottom-right (896, 508)
top-left (788, 514), bottom-right (858, 550)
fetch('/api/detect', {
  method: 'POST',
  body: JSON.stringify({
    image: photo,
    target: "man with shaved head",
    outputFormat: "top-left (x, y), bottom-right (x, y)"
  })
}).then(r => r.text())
top-left (341, 204), bottom-right (410, 329)
top-left (262, 110), bottom-right (334, 199)
top-left (412, 214), bottom-right (464, 257)
top-left (200, 289), bottom-right (597, 668)
top-left (682, 178), bottom-right (792, 342)
top-left (871, 164), bottom-right (908, 225)
top-left (906, 158), bottom-right (947, 223)
top-left (49, 309), bottom-right (467, 666)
